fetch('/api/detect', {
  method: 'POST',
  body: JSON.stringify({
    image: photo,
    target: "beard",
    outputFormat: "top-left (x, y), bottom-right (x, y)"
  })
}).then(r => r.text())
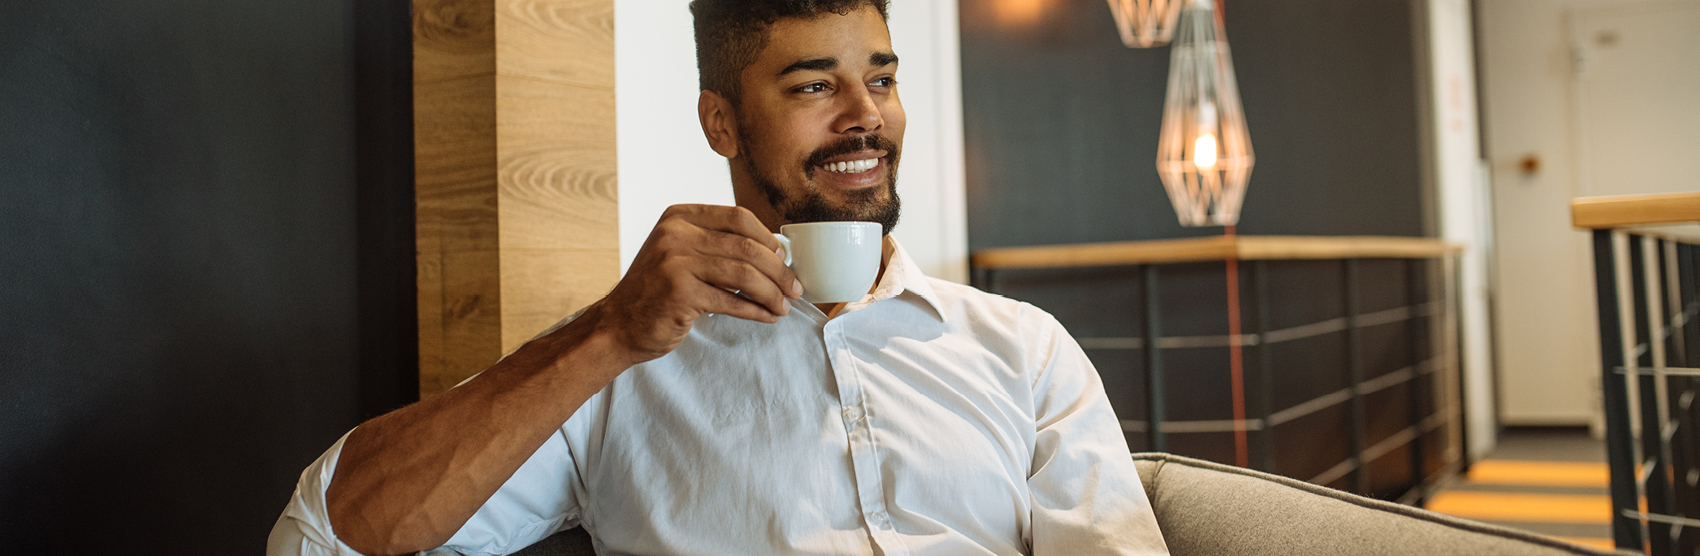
top-left (737, 122), bottom-right (902, 236)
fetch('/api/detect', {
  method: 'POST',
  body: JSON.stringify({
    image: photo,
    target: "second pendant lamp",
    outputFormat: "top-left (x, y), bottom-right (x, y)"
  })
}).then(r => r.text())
top-left (1155, 0), bottom-right (1254, 227)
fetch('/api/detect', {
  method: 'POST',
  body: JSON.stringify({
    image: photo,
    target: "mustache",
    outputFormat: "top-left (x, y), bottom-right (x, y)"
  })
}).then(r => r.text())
top-left (803, 134), bottom-right (899, 176)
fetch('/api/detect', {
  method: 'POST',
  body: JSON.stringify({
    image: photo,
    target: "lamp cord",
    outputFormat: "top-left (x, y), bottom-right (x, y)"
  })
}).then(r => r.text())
top-left (1226, 224), bottom-right (1249, 468)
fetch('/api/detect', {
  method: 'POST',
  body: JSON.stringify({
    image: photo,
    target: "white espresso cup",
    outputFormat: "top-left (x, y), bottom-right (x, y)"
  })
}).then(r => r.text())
top-left (773, 222), bottom-right (883, 303)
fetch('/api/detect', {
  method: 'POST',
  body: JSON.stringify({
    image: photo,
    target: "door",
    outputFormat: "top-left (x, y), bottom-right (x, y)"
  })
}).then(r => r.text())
top-left (1492, 0), bottom-right (1700, 428)
top-left (1573, 1), bottom-right (1700, 198)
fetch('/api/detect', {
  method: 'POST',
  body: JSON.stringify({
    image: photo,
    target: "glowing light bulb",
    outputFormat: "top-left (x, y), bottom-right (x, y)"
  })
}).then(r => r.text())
top-left (1193, 133), bottom-right (1218, 169)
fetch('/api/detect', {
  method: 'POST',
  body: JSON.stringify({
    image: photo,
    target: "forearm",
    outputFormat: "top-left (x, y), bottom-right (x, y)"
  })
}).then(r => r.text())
top-left (325, 303), bottom-right (631, 556)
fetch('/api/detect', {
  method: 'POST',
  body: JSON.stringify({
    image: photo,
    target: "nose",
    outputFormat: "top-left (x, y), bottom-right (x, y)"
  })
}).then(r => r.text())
top-left (832, 83), bottom-right (883, 135)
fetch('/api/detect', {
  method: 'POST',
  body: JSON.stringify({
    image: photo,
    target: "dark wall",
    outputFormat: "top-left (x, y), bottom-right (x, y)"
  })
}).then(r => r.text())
top-left (961, 0), bottom-right (1426, 249)
top-left (961, 0), bottom-right (1446, 493)
top-left (0, 0), bottom-right (414, 552)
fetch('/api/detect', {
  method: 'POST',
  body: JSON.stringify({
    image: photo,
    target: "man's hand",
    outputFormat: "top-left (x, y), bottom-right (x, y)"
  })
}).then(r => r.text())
top-left (596, 204), bottom-right (802, 364)
top-left (322, 204), bottom-right (800, 556)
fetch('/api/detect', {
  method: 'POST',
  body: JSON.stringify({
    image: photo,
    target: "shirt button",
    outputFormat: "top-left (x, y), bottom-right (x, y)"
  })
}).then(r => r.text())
top-left (870, 512), bottom-right (889, 528)
top-left (844, 407), bottom-right (864, 422)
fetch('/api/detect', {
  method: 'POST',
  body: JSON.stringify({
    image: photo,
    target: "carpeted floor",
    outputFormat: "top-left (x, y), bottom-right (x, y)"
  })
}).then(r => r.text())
top-left (1422, 427), bottom-right (1617, 551)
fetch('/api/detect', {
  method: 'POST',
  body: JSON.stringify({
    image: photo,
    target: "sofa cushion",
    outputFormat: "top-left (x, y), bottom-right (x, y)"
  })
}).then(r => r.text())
top-left (1131, 452), bottom-right (1621, 556)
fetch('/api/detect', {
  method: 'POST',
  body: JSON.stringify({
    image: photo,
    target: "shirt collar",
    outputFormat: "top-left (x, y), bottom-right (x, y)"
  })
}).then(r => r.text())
top-left (849, 235), bottom-right (946, 321)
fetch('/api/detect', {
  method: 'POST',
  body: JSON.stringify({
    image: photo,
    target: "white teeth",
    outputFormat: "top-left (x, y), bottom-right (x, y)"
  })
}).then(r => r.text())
top-left (825, 159), bottom-right (878, 174)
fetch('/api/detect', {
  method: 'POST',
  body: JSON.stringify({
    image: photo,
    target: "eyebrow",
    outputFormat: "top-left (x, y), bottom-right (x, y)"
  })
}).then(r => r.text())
top-left (776, 52), bottom-right (899, 77)
top-left (778, 57), bottom-right (838, 77)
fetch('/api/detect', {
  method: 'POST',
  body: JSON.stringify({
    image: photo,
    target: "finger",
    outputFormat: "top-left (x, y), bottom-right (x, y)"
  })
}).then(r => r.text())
top-left (683, 205), bottom-right (780, 251)
top-left (697, 282), bottom-right (781, 324)
top-left (692, 256), bottom-right (791, 317)
top-left (695, 229), bottom-right (800, 299)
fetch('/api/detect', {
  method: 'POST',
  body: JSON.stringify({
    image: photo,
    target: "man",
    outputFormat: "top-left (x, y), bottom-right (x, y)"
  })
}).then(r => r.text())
top-left (269, 0), bottom-right (1169, 554)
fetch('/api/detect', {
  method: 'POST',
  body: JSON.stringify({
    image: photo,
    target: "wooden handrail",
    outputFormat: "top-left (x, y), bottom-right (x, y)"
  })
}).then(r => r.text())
top-left (1572, 192), bottom-right (1700, 229)
top-left (971, 235), bottom-right (1460, 271)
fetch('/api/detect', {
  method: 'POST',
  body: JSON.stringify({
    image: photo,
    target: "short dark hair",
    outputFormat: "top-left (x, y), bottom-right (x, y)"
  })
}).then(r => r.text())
top-left (690, 0), bottom-right (890, 103)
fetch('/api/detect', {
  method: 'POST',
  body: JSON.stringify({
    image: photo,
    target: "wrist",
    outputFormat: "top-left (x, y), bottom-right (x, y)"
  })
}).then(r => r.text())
top-left (543, 299), bottom-right (644, 378)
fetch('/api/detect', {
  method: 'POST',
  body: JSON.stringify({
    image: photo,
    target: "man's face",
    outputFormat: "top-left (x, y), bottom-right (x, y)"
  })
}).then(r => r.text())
top-left (732, 5), bottom-right (906, 235)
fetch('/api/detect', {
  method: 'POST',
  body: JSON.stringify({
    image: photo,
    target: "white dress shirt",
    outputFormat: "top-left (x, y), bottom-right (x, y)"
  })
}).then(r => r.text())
top-left (269, 238), bottom-right (1170, 556)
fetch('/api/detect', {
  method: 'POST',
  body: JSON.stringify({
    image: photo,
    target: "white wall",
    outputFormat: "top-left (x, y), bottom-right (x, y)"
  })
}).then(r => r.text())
top-left (1425, 0), bottom-right (1497, 460)
top-left (1478, 0), bottom-right (1700, 430)
top-left (614, 0), bottom-right (734, 269)
top-left (614, 0), bottom-right (969, 283)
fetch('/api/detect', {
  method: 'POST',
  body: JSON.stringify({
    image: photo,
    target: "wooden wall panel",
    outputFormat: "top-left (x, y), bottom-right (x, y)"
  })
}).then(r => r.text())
top-left (416, 0), bottom-right (617, 396)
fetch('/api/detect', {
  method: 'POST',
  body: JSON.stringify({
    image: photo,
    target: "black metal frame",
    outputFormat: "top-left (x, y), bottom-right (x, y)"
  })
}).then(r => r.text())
top-left (1591, 230), bottom-right (1700, 555)
top-left (973, 254), bottom-right (1464, 502)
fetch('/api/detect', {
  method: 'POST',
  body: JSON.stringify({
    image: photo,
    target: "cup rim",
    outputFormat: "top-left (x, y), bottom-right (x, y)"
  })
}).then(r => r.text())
top-left (779, 221), bottom-right (882, 232)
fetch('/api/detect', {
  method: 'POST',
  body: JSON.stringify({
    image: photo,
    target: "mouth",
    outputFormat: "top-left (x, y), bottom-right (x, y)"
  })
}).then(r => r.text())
top-left (819, 157), bottom-right (881, 174)
top-left (811, 148), bottom-right (889, 185)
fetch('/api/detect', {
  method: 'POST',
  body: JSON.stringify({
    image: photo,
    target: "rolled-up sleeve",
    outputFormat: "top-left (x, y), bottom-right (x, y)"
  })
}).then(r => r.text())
top-left (267, 431), bottom-right (368, 556)
top-left (269, 311), bottom-right (592, 556)
top-left (1024, 309), bottom-right (1171, 555)
top-left (268, 415), bottom-right (587, 556)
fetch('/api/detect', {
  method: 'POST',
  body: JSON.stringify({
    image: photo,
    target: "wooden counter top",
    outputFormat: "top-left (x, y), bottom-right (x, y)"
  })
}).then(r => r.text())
top-left (1572, 192), bottom-right (1700, 229)
top-left (971, 235), bottom-right (1461, 270)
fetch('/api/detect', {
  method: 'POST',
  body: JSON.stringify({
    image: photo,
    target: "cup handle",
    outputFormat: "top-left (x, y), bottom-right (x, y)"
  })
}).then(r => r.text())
top-left (773, 233), bottom-right (792, 266)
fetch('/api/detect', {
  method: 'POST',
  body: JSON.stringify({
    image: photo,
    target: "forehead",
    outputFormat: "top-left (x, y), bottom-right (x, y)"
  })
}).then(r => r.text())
top-left (749, 6), bottom-right (893, 74)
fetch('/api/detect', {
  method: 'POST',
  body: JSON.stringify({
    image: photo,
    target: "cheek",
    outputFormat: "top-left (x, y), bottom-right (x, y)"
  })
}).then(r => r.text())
top-left (747, 120), bottom-right (805, 163)
top-left (883, 102), bottom-right (906, 143)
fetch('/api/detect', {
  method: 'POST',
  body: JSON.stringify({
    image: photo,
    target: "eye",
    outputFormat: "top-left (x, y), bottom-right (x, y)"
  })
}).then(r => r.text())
top-left (794, 82), bottom-right (830, 94)
top-left (870, 76), bottom-right (897, 89)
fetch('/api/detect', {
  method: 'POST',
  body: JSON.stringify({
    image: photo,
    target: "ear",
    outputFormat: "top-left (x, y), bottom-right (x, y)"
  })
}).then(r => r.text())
top-left (698, 90), bottom-right (740, 159)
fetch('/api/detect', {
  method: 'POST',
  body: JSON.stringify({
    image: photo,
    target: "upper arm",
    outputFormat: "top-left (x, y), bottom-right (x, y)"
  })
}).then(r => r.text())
top-left (1023, 308), bottom-right (1170, 555)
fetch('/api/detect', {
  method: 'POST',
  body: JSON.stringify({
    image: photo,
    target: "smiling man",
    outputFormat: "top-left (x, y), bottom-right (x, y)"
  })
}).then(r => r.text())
top-left (268, 1), bottom-right (1169, 555)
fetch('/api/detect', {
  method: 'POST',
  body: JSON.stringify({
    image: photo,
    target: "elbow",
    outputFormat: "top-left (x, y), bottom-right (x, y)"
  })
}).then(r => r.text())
top-left (327, 486), bottom-right (455, 556)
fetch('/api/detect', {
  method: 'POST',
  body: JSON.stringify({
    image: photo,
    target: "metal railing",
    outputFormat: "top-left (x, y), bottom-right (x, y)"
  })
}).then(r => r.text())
top-left (971, 235), bottom-right (1464, 502)
top-left (1575, 192), bottom-right (1700, 556)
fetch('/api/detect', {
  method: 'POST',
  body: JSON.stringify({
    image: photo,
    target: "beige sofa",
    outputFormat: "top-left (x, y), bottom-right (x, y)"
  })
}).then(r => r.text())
top-left (511, 452), bottom-right (1622, 556)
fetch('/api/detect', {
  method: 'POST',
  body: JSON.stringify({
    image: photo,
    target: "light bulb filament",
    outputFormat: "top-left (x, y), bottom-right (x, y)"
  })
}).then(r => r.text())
top-left (1193, 133), bottom-right (1218, 169)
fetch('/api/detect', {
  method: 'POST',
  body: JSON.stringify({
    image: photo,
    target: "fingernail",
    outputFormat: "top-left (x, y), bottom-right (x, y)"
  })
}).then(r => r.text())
top-left (792, 279), bottom-right (804, 298)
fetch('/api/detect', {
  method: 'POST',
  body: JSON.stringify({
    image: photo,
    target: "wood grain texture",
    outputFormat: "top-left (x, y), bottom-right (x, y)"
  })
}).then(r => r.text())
top-left (416, 0), bottom-right (616, 396)
top-left (494, 0), bottom-right (618, 351)
top-left (496, 0), bottom-right (614, 88)
top-left (417, 0), bottom-right (501, 396)
top-left (1571, 192), bottom-right (1700, 229)
top-left (971, 235), bottom-right (1461, 270)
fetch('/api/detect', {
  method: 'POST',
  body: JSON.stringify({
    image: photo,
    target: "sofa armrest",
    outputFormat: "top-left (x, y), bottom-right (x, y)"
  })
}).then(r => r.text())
top-left (1131, 452), bottom-right (1622, 556)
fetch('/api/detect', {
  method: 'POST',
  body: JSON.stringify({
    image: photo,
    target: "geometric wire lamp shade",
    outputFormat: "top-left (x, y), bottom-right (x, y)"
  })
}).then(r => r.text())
top-left (1156, 0), bottom-right (1254, 226)
top-left (1106, 0), bottom-right (1184, 48)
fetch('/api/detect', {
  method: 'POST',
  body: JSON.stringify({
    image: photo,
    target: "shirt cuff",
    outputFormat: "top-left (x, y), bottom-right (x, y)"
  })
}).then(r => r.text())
top-left (266, 430), bottom-right (380, 556)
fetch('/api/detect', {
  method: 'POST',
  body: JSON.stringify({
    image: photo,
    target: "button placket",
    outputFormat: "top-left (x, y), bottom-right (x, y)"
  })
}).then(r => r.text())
top-left (824, 321), bottom-right (905, 554)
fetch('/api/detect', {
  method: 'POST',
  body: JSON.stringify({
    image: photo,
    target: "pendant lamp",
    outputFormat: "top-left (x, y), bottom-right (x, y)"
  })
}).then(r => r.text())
top-left (1106, 0), bottom-right (1184, 48)
top-left (1156, 0), bottom-right (1253, 227)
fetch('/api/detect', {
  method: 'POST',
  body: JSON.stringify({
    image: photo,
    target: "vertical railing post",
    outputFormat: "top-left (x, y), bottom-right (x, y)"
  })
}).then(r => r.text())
top-left (971, 267), bottom-right (995, 292)
top-left (1661, 240), bottom-right (1685, 368)
top-left (1143, 264), bottom-right (1166, 453)
top-left (1598, 230), bottom-right (1648, 552)
top-left (1407, 257), bottom-right (1429, 501)
top-left (1344, 258), bottom-right (1367, 495)
top-left (1252, 260), bottom-right (1275, 472)
top-left (1641, 237), bottom-right (1678, 555)
top-left (1680, 244), bottom-right (1700, 553)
